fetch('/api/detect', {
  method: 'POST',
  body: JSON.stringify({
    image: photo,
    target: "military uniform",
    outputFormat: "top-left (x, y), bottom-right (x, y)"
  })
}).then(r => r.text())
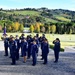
top-left (53, 41), bottom-right (60, 63)
top-left (15, 38), bottom-right (20, 60)
top-left (31, 43), bottom-right (38, 66)
top-left (42, 41), bottom-right (49, 64)
top-left (4, 37), bottom-right (9, 56)
top-left (11, 40), bottom-right (17, 65)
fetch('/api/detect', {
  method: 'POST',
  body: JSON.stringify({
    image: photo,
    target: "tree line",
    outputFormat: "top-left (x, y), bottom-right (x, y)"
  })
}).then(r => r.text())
top-left (0, 19), bottom-right (75, 34)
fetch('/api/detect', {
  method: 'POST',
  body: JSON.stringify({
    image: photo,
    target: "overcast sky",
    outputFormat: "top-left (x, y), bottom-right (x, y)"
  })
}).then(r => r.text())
top-left (0, 0), bottom-right (75, 11)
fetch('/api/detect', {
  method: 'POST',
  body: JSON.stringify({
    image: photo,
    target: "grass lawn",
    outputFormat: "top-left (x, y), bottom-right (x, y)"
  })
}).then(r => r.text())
top-left (0, 33), bottom-right (75, 49)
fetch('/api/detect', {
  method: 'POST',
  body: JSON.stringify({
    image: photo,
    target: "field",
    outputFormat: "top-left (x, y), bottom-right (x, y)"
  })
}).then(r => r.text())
top-left (0, 33), bottom-right (75, 49)
top-left (1, 10), bottom-right (40, 16)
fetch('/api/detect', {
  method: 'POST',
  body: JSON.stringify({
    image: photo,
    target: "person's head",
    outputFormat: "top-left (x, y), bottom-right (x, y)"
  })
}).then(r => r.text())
top-left (44, 38), bottom-right (48, 43)
top-left (21, 33), bottom-right (24, 37)
top-left (11, 36), bottom-right (15, 41)
top-left (33, 40), bottom-right (36, 45)
top-left (42, 34), bottom-right (45, 37)
top-left (15, 35), bottom-right (19, 39)
top-left (56, 38), bottom-right (60, 42)
top-left (36, 33), bottom-right (39, 37)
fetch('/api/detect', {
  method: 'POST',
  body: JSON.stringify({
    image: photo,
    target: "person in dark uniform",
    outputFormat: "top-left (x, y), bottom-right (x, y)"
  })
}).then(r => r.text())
top-left (9, 35), bottom-right (13, 58)
top-left (10, 37), bottom-right (17, 65)
top-left (42, 39), bottom-right (49, 64)
top-left (53, 38), bottom-right (60, 63)
top-left (31, 40), bottom-right (38, 66)
top-left (4, 35), bottom-right (9, 56)
top-left (19, 33), bottom-right (25, 57)
top-left (22, 38), bottom-right (28, 63)
top-left (40, 37), bottom-right (46, 60)
top-left (15, 35), bottom-right (20, 60)
top-left (27, 35), bottom-right (32, 59)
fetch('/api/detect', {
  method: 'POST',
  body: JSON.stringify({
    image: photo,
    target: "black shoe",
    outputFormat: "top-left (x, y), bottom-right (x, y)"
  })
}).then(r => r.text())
top-left (11, 63), bottom-right (16, 65)
top-left (20, 55), bottom-right (23, 57)
top-left (43, 63), bottom-right (47, 65)
top-left (23, 61), bottom-right (26, 63)
top-left (32, 64), bottom-right (36, 66)
top-left (27, 57), bottom-right (30, 59)
top-left (40, 58), bottom-right (43, 60)
top-left (9, 56), bottom-right (11, 58)
top-left (54, 61), bottom-right (58, 63)
top-left (4, 55), bottom-right (8, 56)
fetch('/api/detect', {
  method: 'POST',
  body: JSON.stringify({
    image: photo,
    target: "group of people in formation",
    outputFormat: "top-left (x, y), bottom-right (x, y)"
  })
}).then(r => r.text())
top-left (3, 33), bottom-right (60, 66)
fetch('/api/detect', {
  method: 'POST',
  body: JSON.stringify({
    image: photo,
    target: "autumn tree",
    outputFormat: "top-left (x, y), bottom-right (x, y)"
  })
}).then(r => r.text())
top-left (52, 25), bottom-right (56, 34)
top-left (34, 22), bottom-right (40, 33)
top-left (19, 24), bottom-right (24, 32)
top-left (30, 25), bottom-right (34, 33)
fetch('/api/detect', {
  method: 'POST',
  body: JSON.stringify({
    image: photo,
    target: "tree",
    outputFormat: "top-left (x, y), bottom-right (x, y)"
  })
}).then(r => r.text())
top-left (34, 22), bottom-right (40, 33)
top-left (52, 25), bottom-right (56, 34)
top-left (19, 24), bottom-right (24, 32)
top-left (41, 26), bottom-right (45, 33)
top-left (30, 25), bottom-right (34, 33)
top-left (14, 22), bottom-right (20, 31)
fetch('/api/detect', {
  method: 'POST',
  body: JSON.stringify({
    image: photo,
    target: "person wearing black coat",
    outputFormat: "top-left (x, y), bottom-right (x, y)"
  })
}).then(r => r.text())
top-left (53, 38), bottom-right (60, 63)
top-left (42, 39), bottom-right (49, 64)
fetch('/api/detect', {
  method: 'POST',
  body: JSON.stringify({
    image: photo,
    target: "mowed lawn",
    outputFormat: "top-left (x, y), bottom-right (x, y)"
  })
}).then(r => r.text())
top-left (0, 33), bottom-right (75, 49)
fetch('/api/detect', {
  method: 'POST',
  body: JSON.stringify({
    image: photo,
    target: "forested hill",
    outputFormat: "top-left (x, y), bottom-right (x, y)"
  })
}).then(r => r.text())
top-left (0, 8), bottom-right (75, 23)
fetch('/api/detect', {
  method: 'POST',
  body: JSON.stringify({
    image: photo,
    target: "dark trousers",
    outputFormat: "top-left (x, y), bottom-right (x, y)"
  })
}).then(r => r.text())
top-left (21, 47), bottom-right (23, 56)
top-left (32, 54), bottom-right (37, 65)
top-left (27, 49), bottom-right (31, 58)
top-left (16, 49), bottom-right (19, 60)
top-left (43, 54), bottom-right (48, 64)
top-left (54, 51), bottom-right (59, 62)
top-left (5, 46), bottom-right (8, 56)
top-left (11, 53), bottom-right (16, 64)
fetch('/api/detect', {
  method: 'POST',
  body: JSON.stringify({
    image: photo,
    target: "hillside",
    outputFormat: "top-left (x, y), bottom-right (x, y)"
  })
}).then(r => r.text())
top-left (0, 8), bottom-right (75, 23)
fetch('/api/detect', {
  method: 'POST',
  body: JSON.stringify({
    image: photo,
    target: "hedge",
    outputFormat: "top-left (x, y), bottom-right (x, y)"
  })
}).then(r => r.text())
top-left (50, 45), bottom-right (64, 52)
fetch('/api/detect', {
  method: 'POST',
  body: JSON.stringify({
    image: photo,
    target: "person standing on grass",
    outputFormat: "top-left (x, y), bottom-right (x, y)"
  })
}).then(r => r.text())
top-left (53, 38), bottom-right (60, 63)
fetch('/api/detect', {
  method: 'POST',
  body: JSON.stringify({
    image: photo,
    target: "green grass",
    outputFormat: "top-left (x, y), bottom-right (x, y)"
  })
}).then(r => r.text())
top-left (55, 16), bottom-right (71, 22)
top-left (1, 10), bottom-right (40, 16)
top-left (50, 45), bottom-right (64, 52)
top-left (0, 33), bottom-right (75, 50)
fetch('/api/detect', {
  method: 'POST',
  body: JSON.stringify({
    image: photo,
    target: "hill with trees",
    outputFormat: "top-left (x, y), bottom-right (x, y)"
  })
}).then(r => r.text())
top-left (0, 7), bottom-right (75, 34)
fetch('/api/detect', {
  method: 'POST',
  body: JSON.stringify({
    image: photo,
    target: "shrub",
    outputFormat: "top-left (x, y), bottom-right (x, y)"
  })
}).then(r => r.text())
top-left (50, 45), bottom-right (64, 52)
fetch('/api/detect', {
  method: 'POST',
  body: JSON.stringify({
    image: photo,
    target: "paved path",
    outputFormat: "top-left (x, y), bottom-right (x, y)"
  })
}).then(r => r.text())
top-left (0, 41), bottom-right (75, 75)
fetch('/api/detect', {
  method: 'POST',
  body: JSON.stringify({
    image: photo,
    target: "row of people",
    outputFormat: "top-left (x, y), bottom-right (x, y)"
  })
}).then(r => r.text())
top-left (3, 34), bottom-right (50, 66)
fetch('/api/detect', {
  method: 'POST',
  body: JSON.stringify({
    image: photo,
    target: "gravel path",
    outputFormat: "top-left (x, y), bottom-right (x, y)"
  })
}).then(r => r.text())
top-left (0, 41), bottom-right (75, 75)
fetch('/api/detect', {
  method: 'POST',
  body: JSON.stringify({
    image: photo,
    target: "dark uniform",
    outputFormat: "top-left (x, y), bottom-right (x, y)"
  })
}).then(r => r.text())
top-left (22, 40), bottom-right (28, 57)
top-left (27, 36), bottom-right (32, 59)
top-left (40, 37), bottom-right (46, 60)
top-left (4, 37), bottom-right (9, 56)
top-left (42, 41), bottom-right (49, 64)
top-left (15, 38), bottom-right (20, 60)
top-left (20, 36), bottom-right (25, 57)
top-left (10, 39), bottom-right (17, 65)
top-left (53, 38), bottom-right (60, 63)
top-left (31, 42), bottom-right (38, 66)
top-left (9, 37), bottom-right (12, 58)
